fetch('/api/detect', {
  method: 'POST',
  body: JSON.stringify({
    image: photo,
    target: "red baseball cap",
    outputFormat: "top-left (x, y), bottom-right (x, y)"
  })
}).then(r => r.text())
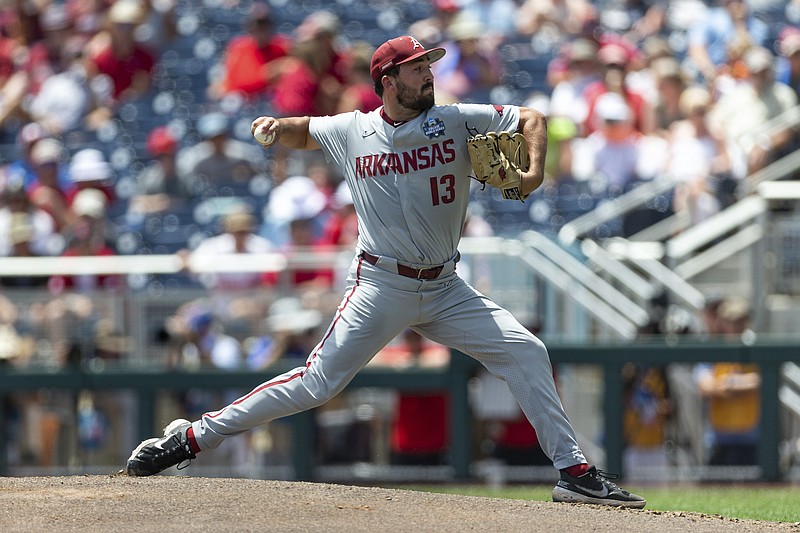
top-left (370, 36), bottom-right (446, 83)
top-left (147, 126), bottom-right (177, 156)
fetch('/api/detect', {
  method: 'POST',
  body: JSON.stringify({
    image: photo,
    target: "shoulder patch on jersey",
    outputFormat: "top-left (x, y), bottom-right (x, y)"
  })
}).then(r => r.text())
top-left (421, 117), bottom-right (446, 139)
top-left (493, 105), bottom-right (504, 117)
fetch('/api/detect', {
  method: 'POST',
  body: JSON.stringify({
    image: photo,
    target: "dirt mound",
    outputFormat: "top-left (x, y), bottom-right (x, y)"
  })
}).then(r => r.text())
top-left (0, 476), bottom-right (796, 532)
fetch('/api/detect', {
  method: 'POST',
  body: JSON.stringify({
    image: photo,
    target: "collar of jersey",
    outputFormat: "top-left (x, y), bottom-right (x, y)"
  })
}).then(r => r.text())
top-left (380, 108), bottom-right (410, 128)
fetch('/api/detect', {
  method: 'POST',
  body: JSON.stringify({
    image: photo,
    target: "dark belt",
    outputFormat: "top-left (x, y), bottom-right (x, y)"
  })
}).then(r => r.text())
top-left (360, 252), bottom-right (444, 280)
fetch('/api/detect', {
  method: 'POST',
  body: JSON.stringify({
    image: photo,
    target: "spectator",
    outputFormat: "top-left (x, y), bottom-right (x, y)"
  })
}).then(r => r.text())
top-left (523, 92), bottom-right (576, 182)
top-left (284, 216), bottom-right (335, 291)
top-left (776, 26), bottom-right (800, 100)
top-left (694, 296), bottom-right (760, 466)
top-left (86, 0), bottom-right (156, 105)
top-left (181, 112), bottom-right (260, 197)
top-left (271, 11), bottom-right (348, 119)
top-left (26, 138), bottom-right (72, 230)
top-left (260, 174), bottom-right (328, 247)
top-left (0, 14), bottom-right (30, 141)
top-left (129, 125), bottom-right (192, 214)
top-left (25, 3), bottom-right (76, 95)
top-left (270, 37), bottom-right (333, 118)
top-left (26, 5), bottom-right (101, 135)
top-left (707, 46), bottom-right (798, 179)
top-left (622, 0), bottom-right (669, 45)
top-left (66, 148), bottom-right (116, 208)
top-left (459, 0), bottom-right (519, 47)
top-left (268, 17), bottom-right (350, 179)
top-left (66, 0), bottom-right (111, 49)
top-left (168, 305), bottom-right (244, 371)
top-left (433, 14), bottom-right (503, 102)
top-left (700, 292), bottom-right (727, 338)
top-left (407, 0), bottom-right (463, 48)
top-left (0, 213), bottom-right (50, 288)
top-left (49, 187), bottom-right (122, 294)
top-left (184, 209), bottom-right (275, 292)
top-left (575, 91), bottom-right (669, 235)
top-left (622, 363), bottom-right (673, 480)
top-left (583, 42), bottom-right (655, 136)
top-left (686, 0), bottom-right (769, 87)
top-left (27, 45), bottom-right (98, 135)
top-left (515, 0), bottom-right (596, 40)
top-left (709, 31), bottom-right (754, 100)
top-left (136, 0), bottom-right (179, 51)
top-left (208, 2), bottom-right (290, 101)
top-left (0, 182), bottom-right (56, 259)
top-left (294, 10), bottom-right (349, 85)
top-left (624, 36), bottom-right (675, 107)
top-left (667, 86), bottom-right (730, 224)
top-left (3, 122), bottom-right (51, 191)
top-left (548, 38), bottom-right (600, 128)
top-left (263, 29), bottom-right (333, 182)
top-left (321, 180), bottom-right (358, 248)
top-left (380, 329), bottom-right (450, 466)
top-left (649, 57), bottom-right (688, 135)
top-left (246, 296), bottom-right (324, 370)
top-left (572, 92), bottom-right (647, 194)
top-left (335, 42), bottom-right (383, 114)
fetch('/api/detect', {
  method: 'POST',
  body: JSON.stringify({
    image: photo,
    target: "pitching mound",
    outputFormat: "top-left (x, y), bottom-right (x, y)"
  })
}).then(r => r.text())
top-left (0, 475), bottom-right (796, 532)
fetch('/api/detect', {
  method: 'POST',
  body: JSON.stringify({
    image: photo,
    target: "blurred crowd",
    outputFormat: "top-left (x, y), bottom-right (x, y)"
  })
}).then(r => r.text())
top-left (0, 0), bottom-right (797, 473)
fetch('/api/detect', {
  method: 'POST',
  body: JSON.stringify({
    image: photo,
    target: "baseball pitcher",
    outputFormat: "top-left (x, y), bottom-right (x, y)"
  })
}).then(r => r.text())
top-left (126, 35), bottom-right (645, 509)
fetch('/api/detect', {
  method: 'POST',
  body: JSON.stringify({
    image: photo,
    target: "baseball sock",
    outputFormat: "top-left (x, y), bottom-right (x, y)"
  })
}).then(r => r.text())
top-left (562, 463), bottom-right (590, 477)
top-left (187, 427), bottom-right (202, 454)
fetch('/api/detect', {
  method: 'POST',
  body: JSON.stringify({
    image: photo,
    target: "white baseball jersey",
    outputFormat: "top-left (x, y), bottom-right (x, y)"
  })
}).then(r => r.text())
top-left (191, 103), bottom-right (587, 472)
top-left (310, 103), bottom-right (518, 267)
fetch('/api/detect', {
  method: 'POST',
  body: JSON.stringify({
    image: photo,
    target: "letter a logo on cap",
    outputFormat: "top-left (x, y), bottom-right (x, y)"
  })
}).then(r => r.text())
top-left (409, 36), bottom-right (423, 50)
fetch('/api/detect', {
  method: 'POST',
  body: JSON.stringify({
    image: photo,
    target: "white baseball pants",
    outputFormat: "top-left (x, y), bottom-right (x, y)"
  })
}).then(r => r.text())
top-left (191, 255), bottom-right (587, 469)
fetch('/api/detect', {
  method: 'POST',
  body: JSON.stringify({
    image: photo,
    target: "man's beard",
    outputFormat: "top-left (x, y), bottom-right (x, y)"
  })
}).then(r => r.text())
top-left (396, 79), bottom-right (435, 111)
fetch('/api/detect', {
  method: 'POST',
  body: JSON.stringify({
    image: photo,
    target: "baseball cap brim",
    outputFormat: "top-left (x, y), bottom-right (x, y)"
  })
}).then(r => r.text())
top-left (399, 48), bottom-right (446, 69)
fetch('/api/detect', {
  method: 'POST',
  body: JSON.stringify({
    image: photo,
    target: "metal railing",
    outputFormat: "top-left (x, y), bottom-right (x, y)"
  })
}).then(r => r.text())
top-left (1, 339), bottom-right (796, 482)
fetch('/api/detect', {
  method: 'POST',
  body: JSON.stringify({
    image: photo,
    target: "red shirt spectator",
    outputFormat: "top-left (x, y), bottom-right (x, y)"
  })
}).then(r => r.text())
top-left (51, 241), bottom-right (120, 292)
top-left (271, 53), bottom-right (322, 116)
top-left (274, 10), bottom-right (349, 116)
top-left (582, 43), bottom-right (653, 136)
top-left (284, 217), bottom-right (334, 288)
top-left (48, 188), bottom-right (122, 293)
top-left (221, 35), bottom-right (290, 97)
top-left (379, 330), bottom-right (451, 464)
top-left (390, 393), bottom-right (450, 457)
top-left (91, 44), bottom-right (154, 101)
top-left (584, 82), bottom-right (649, 135)
top-left (215, 2), bottom-right (290, 99)
top-left (321, 181), bottom-right (358, 247)
top-left (336, 44), bottom-right (383, 114)
top-left (88, 1), bottom-right (155, 102)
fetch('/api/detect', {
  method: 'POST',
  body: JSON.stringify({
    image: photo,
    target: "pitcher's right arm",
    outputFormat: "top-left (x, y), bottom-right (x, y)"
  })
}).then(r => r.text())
top-left (251, 116), bottom-right (321, 150)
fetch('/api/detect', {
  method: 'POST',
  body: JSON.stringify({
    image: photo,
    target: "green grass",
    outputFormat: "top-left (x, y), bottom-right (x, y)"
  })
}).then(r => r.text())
top-left (403, 485), bottom-right (800, 523)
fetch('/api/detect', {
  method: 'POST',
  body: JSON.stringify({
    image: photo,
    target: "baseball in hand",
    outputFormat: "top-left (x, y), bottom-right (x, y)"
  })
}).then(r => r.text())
top-left (254, 127), bottom-right (276, 146)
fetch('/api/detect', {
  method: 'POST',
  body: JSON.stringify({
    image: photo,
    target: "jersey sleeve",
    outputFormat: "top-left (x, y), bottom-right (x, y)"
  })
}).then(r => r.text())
top-left (455, 103), bottom-right (520, 134)
top-left (308, 112), bottom-right (356, 167)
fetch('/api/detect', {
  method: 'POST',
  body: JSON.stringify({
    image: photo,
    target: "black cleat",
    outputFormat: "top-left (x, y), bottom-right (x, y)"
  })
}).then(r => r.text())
top-left (126, 419), bottom-right (196, 476)
top-left (552, 466), bottom-right (646, 508)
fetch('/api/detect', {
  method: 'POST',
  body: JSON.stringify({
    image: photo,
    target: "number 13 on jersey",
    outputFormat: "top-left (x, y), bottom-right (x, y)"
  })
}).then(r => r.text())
top-left (429, 174), bottom-right (455, 206)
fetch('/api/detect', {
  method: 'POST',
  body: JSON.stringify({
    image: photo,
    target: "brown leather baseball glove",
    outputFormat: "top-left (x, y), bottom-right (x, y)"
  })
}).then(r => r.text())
top-left (466, 132), bottom-right (530, 201)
